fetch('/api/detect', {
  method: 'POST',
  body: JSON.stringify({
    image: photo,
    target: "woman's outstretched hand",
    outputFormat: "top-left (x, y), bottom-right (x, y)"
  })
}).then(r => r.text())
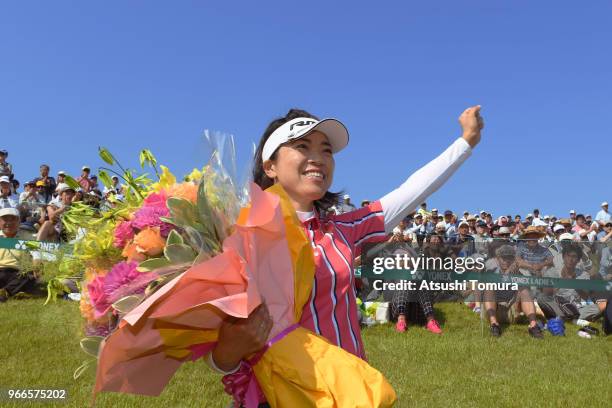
top-left (211, 302), bottom-right (273, 372)
top-left (459, 105), bottom-right (484, 148)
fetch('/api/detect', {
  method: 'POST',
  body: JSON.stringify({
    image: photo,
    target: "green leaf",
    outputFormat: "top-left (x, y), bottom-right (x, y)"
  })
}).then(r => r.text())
top-left (98, 170), bottom-right (113, 188)
top-left (139, 150), bottom-right (147, 169)
top-left (167, 198), bottom-right (199, 228)
top-left (112, 295), bottom-right (143, 314)
top-left (80, 336), bottom-right (104, 357)
top-left (182, 226), bottom-right (204, 252)
top-left (166, 229), bottom-right (184, 246)
top-left (98, 147), bottom-right (116, 165)
top-left (137, 257), bottom-right (172, 272)
top-left (64, 175), bottom-right (80, 190)
top-left (164, 243), bottom-right (197, 264)
top-left (73, 360), bottom-right (94, 380)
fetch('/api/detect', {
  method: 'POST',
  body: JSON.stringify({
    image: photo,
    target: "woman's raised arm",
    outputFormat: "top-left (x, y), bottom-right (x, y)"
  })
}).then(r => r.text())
top-left (380, 106), bottom-right (483, 232)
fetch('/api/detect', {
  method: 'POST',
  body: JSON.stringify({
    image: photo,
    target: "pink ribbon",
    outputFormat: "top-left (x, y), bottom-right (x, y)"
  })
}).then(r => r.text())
top-left (222, 323), bottom-right (299, 408)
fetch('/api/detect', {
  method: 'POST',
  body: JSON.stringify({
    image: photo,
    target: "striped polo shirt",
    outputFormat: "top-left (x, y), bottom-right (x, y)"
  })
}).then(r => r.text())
top-left (298, 201), bottom-right (387, 359)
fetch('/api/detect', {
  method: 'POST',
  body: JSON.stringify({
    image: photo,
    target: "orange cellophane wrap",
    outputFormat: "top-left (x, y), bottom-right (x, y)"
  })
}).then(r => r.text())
top-left (93, 183), bottom-right (396, 407)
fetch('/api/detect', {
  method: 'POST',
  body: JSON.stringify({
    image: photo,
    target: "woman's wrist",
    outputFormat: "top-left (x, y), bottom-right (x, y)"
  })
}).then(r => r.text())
top-left (208, 351), bottom-right (240, 375)
top-left (211, 344), bottom-right (242, 373)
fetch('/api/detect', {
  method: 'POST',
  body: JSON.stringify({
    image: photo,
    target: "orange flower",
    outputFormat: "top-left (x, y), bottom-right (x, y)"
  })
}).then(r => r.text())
top-left (122, 242), bottom-right (147, 263)
top-left (80, 295), bottom-right (95, 322)
top-left (133, 227), bottom-right (166, 257)
top-left (168, 182), bottom-right (198, 203)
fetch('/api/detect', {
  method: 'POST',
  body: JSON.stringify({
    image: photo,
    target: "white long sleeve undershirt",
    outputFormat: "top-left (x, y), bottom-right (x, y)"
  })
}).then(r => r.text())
top-left (380, 137), bottom-right (472, 233)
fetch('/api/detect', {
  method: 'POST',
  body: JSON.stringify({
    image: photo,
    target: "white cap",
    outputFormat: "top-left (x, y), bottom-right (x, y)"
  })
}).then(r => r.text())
top-left (544, 215), bottom-right (550, 219)
top-left (559, 233), bottom-right (575, 241)
top-left (569, 209), bottom-right (576, 214)
top-left (553, 224), bottom-right (565, 232)
top-left (480, 210), bottom-right (486, 214)
top-left (0, 175), bottom-right (10, 184)
top-left (431, 208), bottom-right (438, 212)
top-left (82, 165), bottom-right (90, 171)
top-left (57, 183), bottom-right (75, 194)
top-left (57, 170), bottom-right (66, 175)
top-left (498, 226), bottom-right (511, 234)
top-left (458, 221), bottom-right (469, 227)
top-left (602, 201), bottom-right (609, 207)
top-left (435, 222), bottom-right (446, 229)
top-left (0, 207), bottom-right (20, 218)
top-left (526, 213), bottom-right (533, 218)
top-left (343, 194), bottom-right (350, 200)
top-left (262, 117), bottom-right (349, 162)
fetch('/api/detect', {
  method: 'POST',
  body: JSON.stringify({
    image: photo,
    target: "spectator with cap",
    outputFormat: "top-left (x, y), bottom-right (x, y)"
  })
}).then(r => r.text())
top-left (484, 245), bottom-right (544, 338)
top-left (0, 150), bottom-right (12, 178)
top-left (19, 180), bottom-right (46, 225)
top-left (0, 207), bottom-right (40, 302)
top-left (448, 220), bottom-right (475, 257)
top-left (516, 226), bottom-right (554, 276)
top-left (77, 166), bottom-right (93, 192)
top-left (595, 201), bottom-right (611, 227)
top-left (443, 209), bottom-right (457, 237)
top-left (0, 176), bottom-right (18, 209)
top-left (572, 214), bottom-right (594, 240)
top-left (332, 194), bottom-right (356, 214)
top-left (569, 209), bottom-right (576, 225)
top-left (525, 213), bottom-right (534, 226)
top-left (431, 208), bottom-right (439, 221)
top-left (466, 214), bottom-right (477, 234)
top-left (33, 164), bottom-right (56, 203)
top-left (103, 175), bottom-right (123, 196)
top-left (37, 183), bottom-right (76, 242)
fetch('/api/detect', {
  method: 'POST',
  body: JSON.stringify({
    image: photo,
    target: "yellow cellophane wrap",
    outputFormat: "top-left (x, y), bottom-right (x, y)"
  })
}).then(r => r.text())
top-left (253, 185), bottom-right (397, 408)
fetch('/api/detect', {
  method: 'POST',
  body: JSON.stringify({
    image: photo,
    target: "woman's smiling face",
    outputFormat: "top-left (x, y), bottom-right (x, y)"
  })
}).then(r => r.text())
top-left (263, 131), bottom-right (335, 211)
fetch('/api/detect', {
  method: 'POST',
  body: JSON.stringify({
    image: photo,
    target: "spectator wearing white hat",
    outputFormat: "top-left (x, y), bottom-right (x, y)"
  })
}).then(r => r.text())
top-left (569, 209), bottom-right (576, 226)
top-left (103, 175), bottom-right (123, 196)
top-left (77, 166), bottom-right (93, 192)
top-left (601, 220), bottom-right (612, 244)
top-left (331, 193), bottom-right (356, 215)
top-left (0, 207), bottom-right (40, 302)
top-left (595, 202), bottom-right (611, 227)
top-left (0, 176), bottom-right (18, 209)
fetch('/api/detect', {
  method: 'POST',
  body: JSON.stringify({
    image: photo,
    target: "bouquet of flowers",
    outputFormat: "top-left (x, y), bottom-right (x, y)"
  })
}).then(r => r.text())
top-left (74, 132), bottom-right (396, 407)
top-left (72, 131), bottom-right (247, 377)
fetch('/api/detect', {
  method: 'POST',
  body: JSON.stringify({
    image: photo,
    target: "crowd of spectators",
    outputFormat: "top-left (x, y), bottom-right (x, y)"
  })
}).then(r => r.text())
top-left (0, 150), bottom-right (124, 243)
top-left (350, 201), bottom-right (611, 338)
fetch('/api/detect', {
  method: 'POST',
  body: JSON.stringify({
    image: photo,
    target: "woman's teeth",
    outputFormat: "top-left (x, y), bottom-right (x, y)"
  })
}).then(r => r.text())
top-left (304, 171), bottom-right (324, 180)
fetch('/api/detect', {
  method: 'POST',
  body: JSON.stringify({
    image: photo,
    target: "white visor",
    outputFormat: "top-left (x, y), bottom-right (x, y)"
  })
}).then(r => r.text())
top-left (262, 117), bottom-right (349, 162)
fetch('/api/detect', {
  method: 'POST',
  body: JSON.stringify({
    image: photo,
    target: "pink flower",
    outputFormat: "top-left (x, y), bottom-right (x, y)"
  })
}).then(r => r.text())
top-left (87, 261), bottom-right (157, 318)
top-left (87, 275), bottom-right (109, 319)
top-left (132, 203), bottom-right (173, 237)
top-left (113, 220), bottom-right (135, 248)
top-left (144, 190), bottom-right (168, 206)
top-left (103, 261), bottom-right (157, 305)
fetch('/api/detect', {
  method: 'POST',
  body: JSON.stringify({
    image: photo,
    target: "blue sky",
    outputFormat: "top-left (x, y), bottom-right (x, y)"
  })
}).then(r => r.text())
top-left (1, 1), bottom-right (610, 219)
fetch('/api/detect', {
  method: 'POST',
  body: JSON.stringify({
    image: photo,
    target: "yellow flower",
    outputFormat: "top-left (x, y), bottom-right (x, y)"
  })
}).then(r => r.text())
top-left (133, 227), bottom-right (166, 257)
top-left (149, 165), bottom-right (176, 192)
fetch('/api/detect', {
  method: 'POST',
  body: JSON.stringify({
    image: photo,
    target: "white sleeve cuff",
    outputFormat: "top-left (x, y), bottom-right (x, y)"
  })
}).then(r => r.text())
top-left (206, 352), bottom-right (241, 375)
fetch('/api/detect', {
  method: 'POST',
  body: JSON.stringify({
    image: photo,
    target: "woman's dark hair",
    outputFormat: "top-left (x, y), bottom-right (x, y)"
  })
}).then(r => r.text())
top-left (561, 243), bottom-right (583, 259)
top-left (252, 108), bottom-right (341, 213)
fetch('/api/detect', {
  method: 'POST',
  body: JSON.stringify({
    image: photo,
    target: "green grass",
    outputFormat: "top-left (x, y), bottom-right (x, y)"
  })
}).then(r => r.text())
top-left (1, 300), bottom-right (610, 407)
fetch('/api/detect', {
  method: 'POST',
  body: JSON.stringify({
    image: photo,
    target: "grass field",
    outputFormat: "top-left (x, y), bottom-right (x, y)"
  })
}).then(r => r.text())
top-left (1, 299), bottom-right (610, 408)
